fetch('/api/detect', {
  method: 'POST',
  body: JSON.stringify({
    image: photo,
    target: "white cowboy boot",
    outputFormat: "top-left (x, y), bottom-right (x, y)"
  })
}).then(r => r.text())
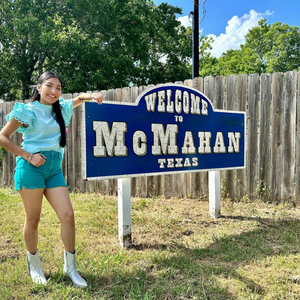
top-left (26, 249), bottom-right (47, 285)
top-left (63, 250), bottom-right (87, 288)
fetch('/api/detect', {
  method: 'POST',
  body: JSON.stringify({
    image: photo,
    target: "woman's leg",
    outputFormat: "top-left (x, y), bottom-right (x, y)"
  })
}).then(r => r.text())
top-left (19, 188), bottom-right (44, 254)
top-left (44, 186), bottom-right (75, 253)
top-left (44, 186), bottom-right (87, 288)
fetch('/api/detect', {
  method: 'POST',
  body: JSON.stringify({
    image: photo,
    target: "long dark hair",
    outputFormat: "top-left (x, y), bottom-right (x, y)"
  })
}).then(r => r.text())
top-left (31, 71), bottom-right (66, 147)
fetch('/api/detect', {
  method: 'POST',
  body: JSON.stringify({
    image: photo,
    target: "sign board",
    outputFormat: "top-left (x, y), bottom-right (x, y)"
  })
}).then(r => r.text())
top-left (82, 84), bottom-right (245, 180)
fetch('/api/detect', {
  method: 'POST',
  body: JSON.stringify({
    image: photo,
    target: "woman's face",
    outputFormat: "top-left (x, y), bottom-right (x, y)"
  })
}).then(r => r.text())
top-left (37, 77), bottom-right (62, 105)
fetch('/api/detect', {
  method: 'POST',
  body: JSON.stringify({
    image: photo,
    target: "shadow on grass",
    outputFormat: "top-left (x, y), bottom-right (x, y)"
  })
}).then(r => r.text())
top-left (90, 214), bottom-right (300, 299)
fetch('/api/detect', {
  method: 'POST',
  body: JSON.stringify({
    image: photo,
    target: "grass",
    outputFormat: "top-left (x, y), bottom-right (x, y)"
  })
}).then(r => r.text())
top-left (1, 187), bottom-right (300, 299)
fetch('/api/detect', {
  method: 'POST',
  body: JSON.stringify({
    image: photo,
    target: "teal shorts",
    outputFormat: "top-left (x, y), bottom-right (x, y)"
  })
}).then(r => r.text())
top-left (14, 151), bottom-right (68, 191)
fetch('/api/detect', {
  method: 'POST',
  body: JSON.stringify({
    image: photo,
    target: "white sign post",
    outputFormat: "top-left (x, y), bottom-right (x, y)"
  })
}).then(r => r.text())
top-left (209, 171), bottom-right (221, 218)
top-left (118, 178), bottom-right (132, 248)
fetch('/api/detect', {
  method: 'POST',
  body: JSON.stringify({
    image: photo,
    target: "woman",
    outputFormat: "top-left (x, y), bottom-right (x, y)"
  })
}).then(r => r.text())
top-left (0, 71), bottom-right (103, 287)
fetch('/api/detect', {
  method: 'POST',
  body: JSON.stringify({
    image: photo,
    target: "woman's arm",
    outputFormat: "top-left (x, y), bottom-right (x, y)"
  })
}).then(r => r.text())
top-left (0, 119), bottom-right (46, 166)
top-left (73, 92), bottom-right (103, 108)
top-left (0, 119), bottom-right (32, 161)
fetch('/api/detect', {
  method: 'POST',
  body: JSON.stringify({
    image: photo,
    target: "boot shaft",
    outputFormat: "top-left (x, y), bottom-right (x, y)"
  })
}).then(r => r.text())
top-left (63, 250), bottom-right (87, 288)
top-left (26, 249), bottom-right (47, 285)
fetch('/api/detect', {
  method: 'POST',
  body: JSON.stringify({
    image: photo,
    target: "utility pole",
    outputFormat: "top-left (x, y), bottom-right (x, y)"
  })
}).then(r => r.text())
top-left (191, 0), bottom-right (199, 79)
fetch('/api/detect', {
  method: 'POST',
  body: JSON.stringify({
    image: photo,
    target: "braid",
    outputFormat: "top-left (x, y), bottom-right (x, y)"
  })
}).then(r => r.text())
top-left (52, 101), bottom-right (66, 147)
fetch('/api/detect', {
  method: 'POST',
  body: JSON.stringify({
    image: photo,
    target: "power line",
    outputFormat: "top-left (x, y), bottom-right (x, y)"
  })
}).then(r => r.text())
top-left (200, 0), bottom-right (207, 24)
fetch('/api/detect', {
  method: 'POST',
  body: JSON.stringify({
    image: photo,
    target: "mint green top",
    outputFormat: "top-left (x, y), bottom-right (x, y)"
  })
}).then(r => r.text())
top-left (5, 98), bottom-right (73, 155)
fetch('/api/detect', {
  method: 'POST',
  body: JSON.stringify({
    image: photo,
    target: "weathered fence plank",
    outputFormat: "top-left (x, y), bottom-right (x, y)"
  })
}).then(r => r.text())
top-left (247, 74), bottom-right (259, 198)
top-left (271, 72), bottom-right (284, 202)
top-left (236, 74), bottom-right (247, 199)
top-left (259, 73), bottom-right (272, 198)
top-left (225, 75), bottom-right (236, 200)
top-left (282, 71), bottom-right (296, 200)
top-left (296, 72), bottom-right (300, 205)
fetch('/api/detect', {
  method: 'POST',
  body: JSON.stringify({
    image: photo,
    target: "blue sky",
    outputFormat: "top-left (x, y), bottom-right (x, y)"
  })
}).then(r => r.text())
top-left (153, 0), bottom-right (300, 57)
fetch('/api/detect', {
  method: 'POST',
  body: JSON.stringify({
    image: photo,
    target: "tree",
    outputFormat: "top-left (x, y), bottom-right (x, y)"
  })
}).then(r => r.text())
top-left (0, 0), bottom-right (192, 101)
top-left (214, 46), bottom-right (264, 76)
top-left (0, 0), bottom-right (81, 99)
top-left (198, 35), bottom-right (219, 77)
top-left (198, 19), bottom-right (300, 77)
top-left (243, 19), bottom-right (300, 73)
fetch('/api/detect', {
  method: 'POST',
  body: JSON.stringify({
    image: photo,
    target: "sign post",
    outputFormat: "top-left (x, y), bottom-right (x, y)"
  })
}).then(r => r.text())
top-left (82, 84), bottom-right (245, 247)
top-left (209, 171), bottom-right (221, 218)
top-left (118, 178), bottom-right (132, 248)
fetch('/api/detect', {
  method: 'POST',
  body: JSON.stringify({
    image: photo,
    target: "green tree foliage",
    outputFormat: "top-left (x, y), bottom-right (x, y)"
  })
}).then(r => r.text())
top-left (199, 19), bottom-right (300, 77)
top-left (245, 19), bottom-right (300, 73)
top-left (0, 0), bottom-right (192, 100)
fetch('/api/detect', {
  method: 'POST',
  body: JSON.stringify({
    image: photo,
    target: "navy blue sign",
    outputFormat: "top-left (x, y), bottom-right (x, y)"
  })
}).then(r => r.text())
top-left (82, 84), bottom-right (245, 180)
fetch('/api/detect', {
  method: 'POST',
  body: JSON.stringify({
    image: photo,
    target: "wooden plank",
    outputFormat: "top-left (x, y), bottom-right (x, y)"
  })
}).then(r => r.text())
top-left (296, 72), bottom-right (300, 205)
top-left (282, 71), bottom-right (296, 200)
top-left (122, 87), bottom-right (131, 103)
top-left (214, 76), bottom-right (224, 109)
top-left (65, 93), bottom-right (75, 191)
top-left (107, 89), bottom-right (114, 101)
top-left (259, 74), bottom-right (272, 198)
top-left (236, 74), bottom-right (248, 199)
top-left (214, 76), bottom-right (226, 198)
top-left (247, 74), bottom-right (259, 199)
top-left (225, 75), bottom-right (236, 200)
top-left (270, 72), bottom-right (284, 201)
top-left (74, 101), bottom-right (82, 192)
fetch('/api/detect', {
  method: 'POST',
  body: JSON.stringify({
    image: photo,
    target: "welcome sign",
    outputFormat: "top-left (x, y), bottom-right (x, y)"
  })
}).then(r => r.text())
top-left (82, 84), bottom-right (245, 180)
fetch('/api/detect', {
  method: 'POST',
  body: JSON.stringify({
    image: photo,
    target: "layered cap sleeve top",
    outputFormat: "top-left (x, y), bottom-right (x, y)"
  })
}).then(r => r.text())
top-left (5, 98), bottom-right (73, 155)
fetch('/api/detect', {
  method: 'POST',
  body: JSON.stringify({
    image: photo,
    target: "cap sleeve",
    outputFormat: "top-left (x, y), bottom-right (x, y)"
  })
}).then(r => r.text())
top-left (59, 97), bottom-right (74, 126)
top-left (5, 102), bottom-right (35, 135)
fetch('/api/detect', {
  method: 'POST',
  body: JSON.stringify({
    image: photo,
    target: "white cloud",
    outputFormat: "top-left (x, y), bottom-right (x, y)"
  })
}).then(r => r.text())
top-left (208, 10), bottom-right (273, 57)
top-left (177, 15), bottom-right (192, 28)
top-left (177, 9), bottom-right (273, 58)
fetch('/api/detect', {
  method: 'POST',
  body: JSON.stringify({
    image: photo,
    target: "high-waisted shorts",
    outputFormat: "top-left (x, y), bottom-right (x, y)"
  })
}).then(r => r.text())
top-left (14, 151), bottom-right (68, 191)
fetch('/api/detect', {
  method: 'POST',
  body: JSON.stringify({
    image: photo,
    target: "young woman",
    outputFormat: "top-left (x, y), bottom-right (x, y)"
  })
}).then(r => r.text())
top-left (0, 71), bottom-right (103, 287)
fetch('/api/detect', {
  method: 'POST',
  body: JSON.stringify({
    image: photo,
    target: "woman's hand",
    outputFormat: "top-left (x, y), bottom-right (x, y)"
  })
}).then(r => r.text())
top-left (29, 153), bottom-right (46, 167)
top-left (74, 92), bottom-right (103, 108)
top-left (90, 92), bottom-right (103, 104)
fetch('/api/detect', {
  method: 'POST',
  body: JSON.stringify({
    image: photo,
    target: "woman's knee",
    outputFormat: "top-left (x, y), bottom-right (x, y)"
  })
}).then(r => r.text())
top-left (60, 209), bottom-right (75, 225)
top-left (25, 215), bottom-right (41, 228)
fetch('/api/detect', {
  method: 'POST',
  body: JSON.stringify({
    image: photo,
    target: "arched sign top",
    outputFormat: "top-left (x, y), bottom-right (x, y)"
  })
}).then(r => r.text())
top-left (82, 84), bottom-right (245, 180)
top-left (98, 84), bottom-right (217, 113)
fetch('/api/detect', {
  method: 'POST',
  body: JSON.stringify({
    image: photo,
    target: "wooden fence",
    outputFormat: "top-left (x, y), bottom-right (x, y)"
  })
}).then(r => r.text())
top-left (1, 72), bottom-right (300, 203)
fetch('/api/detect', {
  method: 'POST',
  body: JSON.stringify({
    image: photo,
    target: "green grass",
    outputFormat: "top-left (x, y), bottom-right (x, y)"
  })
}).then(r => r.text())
top-left (1, 187), bottom-right (300, 299)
